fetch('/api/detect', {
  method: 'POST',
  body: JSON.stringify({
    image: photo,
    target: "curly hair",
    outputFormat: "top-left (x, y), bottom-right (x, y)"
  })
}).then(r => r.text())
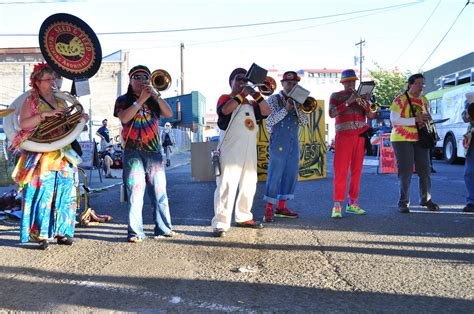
top-left (29, 62), bottom-right (55, 90)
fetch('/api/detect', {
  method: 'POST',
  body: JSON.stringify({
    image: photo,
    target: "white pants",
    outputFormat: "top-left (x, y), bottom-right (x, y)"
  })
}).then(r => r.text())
top-left (211, 104), bottom-right (258, 230)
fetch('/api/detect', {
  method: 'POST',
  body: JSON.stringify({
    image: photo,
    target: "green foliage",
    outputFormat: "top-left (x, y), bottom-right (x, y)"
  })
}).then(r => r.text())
top-left (368, 65), bottom-right (411, 107)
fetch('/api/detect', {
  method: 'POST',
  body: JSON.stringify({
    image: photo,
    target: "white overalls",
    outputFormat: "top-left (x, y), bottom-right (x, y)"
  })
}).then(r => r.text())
top-left (212, 104), bottom-right (258, 230)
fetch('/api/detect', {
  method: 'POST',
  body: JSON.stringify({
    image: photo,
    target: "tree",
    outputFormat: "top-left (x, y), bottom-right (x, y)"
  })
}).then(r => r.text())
top-left (368, 65), bottom-right (410, 107)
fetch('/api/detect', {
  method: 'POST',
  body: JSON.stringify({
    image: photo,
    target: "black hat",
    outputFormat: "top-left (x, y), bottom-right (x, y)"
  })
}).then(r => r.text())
top-left (129, 65), bottom-right (151, 77)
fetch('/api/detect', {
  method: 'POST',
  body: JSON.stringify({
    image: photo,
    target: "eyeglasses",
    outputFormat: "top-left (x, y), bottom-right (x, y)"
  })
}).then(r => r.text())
top-left (234, 76), bottom-right (246, 82)
top-left (131, 75), bottom-right (150, 81)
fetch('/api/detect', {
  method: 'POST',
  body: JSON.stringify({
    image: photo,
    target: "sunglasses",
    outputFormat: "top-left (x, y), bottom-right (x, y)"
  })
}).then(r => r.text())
top-left (234, 76), bottom-right (246, 82)
top-left (131, 74), bottom-right (150, 81)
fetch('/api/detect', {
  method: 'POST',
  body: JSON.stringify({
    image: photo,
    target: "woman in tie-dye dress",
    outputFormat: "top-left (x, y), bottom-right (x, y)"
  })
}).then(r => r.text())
top-left (11, 62), bottom-right (88, 250)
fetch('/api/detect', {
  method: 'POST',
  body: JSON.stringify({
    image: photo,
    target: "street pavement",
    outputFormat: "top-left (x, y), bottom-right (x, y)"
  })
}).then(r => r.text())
top-left (0, 150), bottom-right (472, 312)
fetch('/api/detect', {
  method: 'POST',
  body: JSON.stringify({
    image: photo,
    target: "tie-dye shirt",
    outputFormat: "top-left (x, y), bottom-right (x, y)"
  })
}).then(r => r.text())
top-left (390, 91), bottom-right (429, 142)
top-left (114, 95), bottom-right (162, 152)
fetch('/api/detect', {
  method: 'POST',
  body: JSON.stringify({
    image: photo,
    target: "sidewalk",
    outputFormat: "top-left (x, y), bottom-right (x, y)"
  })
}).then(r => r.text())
top-left (0, 150), bottom-right (191, 196)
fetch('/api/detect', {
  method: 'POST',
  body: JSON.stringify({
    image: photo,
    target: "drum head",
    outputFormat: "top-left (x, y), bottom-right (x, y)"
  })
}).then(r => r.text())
top-left (39, 13), bottom-right (102, 80)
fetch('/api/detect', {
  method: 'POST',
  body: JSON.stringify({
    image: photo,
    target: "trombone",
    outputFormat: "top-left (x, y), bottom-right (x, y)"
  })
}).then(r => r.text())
top-left (240, 76), bottom-right (277, 96)
top-left (298, 97), bottom-right (318, 113)
top-left (147, 69), bottom-right (172, 96)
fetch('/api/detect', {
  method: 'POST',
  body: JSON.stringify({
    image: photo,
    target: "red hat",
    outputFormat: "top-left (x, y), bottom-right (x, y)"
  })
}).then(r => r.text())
top-left (281, 71), bottom-right (300, 82)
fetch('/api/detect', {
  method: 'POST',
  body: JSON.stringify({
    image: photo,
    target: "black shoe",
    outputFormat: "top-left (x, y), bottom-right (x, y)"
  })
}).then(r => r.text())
top-left (57, 236), bottom-right (73, 245)
top-left (463, 204), bottom-right (474, 212)
top-left (235, 220), bottom-right (264, 229)
top-left (166, 160), bottom-right (171, 167)
top-left (38, 240), bottom-right (49, 250)
top-left (399, 206), bottom-right (410, 213)
top-left (431, 167), bottom-right (437, 173)
top-left (213, 229), bottom-right (226, 237)
top-left (420, 200), bottom-right (440, 211)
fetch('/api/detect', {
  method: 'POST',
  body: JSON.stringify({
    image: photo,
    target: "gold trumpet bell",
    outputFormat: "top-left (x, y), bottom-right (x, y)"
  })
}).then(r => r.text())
top-left (300, 96), bottom-right (318, 113)
top-left (370, 102), bottom-right (380, 113)
top-left (151, 69), bottom-right (172, 91)
top-left (258, 76), bottom-right (277, 96)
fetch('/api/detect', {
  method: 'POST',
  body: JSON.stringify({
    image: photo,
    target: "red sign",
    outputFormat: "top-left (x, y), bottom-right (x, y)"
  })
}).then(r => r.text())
top-left (379, 134), bottom-right (398, 174)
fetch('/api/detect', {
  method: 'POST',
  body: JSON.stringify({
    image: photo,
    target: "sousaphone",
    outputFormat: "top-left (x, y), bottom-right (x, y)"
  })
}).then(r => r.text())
top-left (4, 90), bottom-right (86, 152)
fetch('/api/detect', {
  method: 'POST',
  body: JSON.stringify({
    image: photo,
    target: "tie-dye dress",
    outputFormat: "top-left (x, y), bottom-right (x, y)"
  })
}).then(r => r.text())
top-left (12, 99), bottom-right (78, 243)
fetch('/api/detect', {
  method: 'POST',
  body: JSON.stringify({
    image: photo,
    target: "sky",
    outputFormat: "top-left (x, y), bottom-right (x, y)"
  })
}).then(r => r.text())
top-left (0, 0), bottom-right (473, 108)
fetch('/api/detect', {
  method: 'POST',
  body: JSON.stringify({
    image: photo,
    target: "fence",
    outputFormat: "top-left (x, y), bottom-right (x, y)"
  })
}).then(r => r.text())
top-left (163, 126), bottom-right (195, 153)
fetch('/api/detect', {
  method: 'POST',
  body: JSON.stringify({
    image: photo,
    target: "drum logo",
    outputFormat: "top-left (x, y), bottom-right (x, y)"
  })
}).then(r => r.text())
top-left (43, 22), bottom-right (96, 75)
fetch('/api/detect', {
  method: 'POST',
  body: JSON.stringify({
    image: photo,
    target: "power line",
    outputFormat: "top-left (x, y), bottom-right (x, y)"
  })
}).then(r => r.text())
top-left (393, 0), bottom-right (441, 66)
top-left (121, 3), bottom-right (417, 50)
top-left (418, 0), bottom-right (471, 71)
top-left (0, 2), bottom-right (420, 37)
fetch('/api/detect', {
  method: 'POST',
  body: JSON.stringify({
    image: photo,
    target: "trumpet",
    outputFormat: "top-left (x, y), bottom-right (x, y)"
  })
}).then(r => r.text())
top-left (369, 102), bottom-right (380, 113)
top-left (240, 76), bottom-right (276, 96)
top-left (350, 88), bottom-right (374, 112)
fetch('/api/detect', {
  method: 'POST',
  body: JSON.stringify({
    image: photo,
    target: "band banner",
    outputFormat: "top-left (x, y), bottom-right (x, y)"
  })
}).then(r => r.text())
top-left (39, 13), bottom-right (102, 80)
top-left (257, 100), bottom-right (326, 181)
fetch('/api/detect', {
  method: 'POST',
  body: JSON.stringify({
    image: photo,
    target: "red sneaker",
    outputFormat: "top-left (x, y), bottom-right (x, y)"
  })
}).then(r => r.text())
top-left (275, 208), bottom-right (299, 218)
top-left (263, 208), bottom-right (274, 223)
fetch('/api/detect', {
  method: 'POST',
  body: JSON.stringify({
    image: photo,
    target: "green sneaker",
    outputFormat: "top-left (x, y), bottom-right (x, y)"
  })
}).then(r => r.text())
top-left (346, 203), bottom-right (366, 215)
top-left (331, 205), bottom-right (342, 219)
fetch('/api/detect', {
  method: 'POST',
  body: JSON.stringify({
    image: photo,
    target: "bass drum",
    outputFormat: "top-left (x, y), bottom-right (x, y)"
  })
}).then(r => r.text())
top-left (4, 90), bottom-right (86, 153)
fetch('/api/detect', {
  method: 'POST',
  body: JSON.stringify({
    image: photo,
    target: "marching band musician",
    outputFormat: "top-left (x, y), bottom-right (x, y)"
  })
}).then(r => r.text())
top-left (211, 67), bottom-right (271, 237)
top-left (263, 71), bottom-right (308, 222)
top-left (11, 62), bottom-right (89, 249)
top-left (328, 69), bottom-right (376, 219)
top-left (114, 65), bottom-right (174, 243)
top-left (390, 73), bottom-right (439, 213)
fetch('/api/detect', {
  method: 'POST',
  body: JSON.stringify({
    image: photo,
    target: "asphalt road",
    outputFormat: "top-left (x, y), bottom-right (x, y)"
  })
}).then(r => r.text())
top-left (0, 153), bottom-right (472, 312)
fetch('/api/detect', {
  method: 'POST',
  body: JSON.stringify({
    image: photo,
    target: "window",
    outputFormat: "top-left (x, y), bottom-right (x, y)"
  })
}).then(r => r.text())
top-left (429, 98), bottom-right (442, 114)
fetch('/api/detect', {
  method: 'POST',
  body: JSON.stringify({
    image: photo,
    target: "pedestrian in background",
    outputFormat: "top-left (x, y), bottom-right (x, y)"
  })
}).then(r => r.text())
top-left (161, 122), bottom-right (175, 167)
top-left (263, 71), bottom-right (308, 222)
top-left (96, 119), bottom-right (110, 152)
top-left (114, 65), bottom-right (174, 243)
top-left (328, 69), bottom-right (376, 218)
top-left (462, 92), bottom-right (474, 213)
top-left (390, 73), bottom-right (439, 213)
top-left (211, 67), bottom-right (271, 237)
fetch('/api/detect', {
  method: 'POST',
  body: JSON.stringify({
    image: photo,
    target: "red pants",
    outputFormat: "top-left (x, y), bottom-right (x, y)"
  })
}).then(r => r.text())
top-left (333, 133), bottom-right (366, 202)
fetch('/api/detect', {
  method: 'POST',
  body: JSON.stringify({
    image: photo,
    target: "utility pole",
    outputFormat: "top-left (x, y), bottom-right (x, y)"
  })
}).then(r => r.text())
top-left (180, 42), bottom-right (184, 95)
top-left (355, 39), bottom-right (365, 79)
